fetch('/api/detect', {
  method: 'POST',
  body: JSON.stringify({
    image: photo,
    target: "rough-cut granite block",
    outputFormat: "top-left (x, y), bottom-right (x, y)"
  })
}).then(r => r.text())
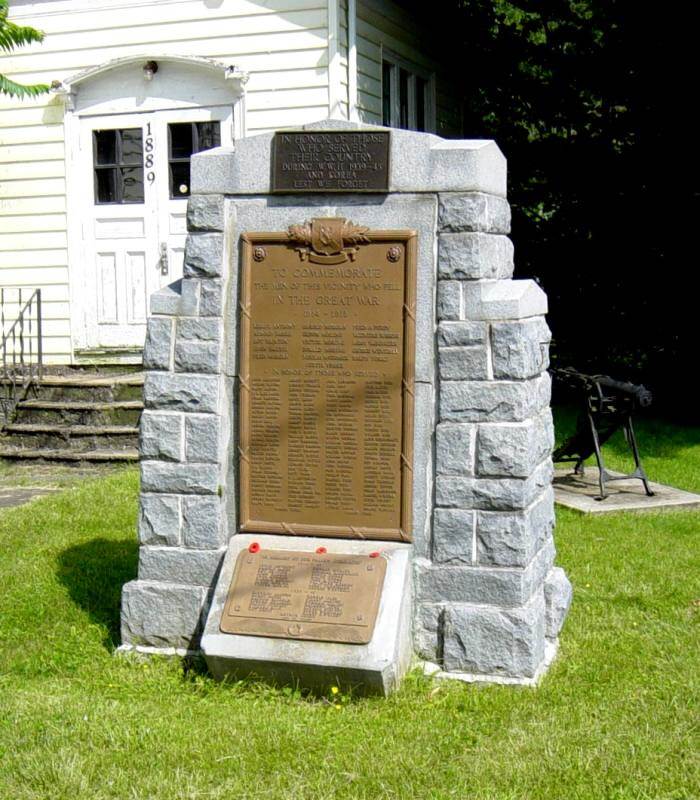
top-left (438, 233), bottom-right (514, 281)
top-left (414, 603), bottom-right (442, 662)
top-left (183, 233), bottom-right (224, 279)
top-left (187, 194), bottom-right (225, 232)
top-left (139, 411), bottom-right (183, 462)
top-left (436, 460), bottom-right (554, 512)
top-left (437, 280), bottom-right (461, 321)
top-left (432, 508), bottom-right (474, 564)
top-left (437, 321), bottom-right (487, 347)
top-left (476, 488), bottom-right (555, 567)
top-left (438, 346), bottom-right (489, 380)
top-left (476, 413), bottom-right (553, 478)
top-left (141, 461), bottom-right (219, 495)
top-left (200, 279), bottom-right (223, 317)
top-left (177, 318), bottom-right (222, 342)
top-left (491, 318), bottom-right (551, 380)
top-left (174, 340), bottom-right (221, 374)
top-left (143, 317), bottom-right (172, 371)
top-left (144, 372), bottom-right (219, 413)
top-left (138, 494), bottom-right (181, 546)
top-left (440, 375), bottom-right (550, 423)
top-left (436, 422), bottom-right (475, 476)
top-left (138, 546), bottom-right (224, 587)
top-left (415, 557), bottom-right (529, 607)
top-left (182, 496), bottom-right (224, 549)
top-left (185, 415), bottom-right (220, 463)
top-left (544, 566), bottom-right (573, 639)
top-left (438, 192), bottom-right (511, 234)
top-left (121, 580), bottom-right (206, 649)
top-left (442, 591), bottom-right (545, 677)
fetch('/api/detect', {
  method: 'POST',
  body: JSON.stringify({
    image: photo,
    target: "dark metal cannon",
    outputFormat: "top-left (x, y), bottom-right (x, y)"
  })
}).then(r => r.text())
top-left (551, 367), bottom-right (654, 500)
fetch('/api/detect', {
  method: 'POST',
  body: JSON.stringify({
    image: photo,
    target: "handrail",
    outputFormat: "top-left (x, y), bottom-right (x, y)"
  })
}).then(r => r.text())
top-left (1, 288), bottom-right (43, 426)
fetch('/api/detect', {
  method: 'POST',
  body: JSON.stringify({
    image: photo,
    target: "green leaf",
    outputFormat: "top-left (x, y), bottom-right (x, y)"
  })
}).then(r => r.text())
top-left (0, 73), bottom-right (50, 98)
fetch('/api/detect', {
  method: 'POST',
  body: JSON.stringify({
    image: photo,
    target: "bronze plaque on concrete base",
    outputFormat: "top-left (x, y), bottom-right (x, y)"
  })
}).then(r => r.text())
top-left (239, 217), bottom-right (416, 541)
top-left (272, 131), bottom-right (390, 193)
top-left (220, 549), bottom-right (387, 644)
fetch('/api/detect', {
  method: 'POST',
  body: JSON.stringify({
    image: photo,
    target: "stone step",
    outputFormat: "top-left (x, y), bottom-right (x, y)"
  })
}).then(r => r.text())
top-left (0, 446), bottom-right (139, 462)
top-left (3, 372), bottom-right (145, 403)
top-left (0, 423), bottom-right (139, 452)
top-left (3, 423), bottom-right (138, 435)
top-left (13, 399), bottom-right (143, 427)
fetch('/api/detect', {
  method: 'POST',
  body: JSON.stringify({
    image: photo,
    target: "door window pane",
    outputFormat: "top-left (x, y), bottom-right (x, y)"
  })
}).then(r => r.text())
top-left (196, 122), bottom-right (220, 151)
top-left (95, 168), bottom-right (118, 203)
top-left (94, 130), bottom-right (117, 165)
top-left (120, 167), bottom-right (145, 202)
top-left (170, 162), bottom-right (190, 197)
top-left (93, 128), bottom-right (144, 204)
top-left (169, 123), bottom-right (194, 159)
top-left (121, 129), bottom-right (143, 164)
top-left (168, 121), bottom-right (221, 199)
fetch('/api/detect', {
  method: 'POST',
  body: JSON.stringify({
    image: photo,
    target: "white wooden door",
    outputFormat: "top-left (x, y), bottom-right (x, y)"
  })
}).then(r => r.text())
top-left (77, 106), bottom-right (231, 350)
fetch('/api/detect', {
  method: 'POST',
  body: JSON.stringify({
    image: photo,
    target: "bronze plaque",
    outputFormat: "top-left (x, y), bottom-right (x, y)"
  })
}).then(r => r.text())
top-left (239, 217), bottom-right (416, 541)
top-left (220, 549), bottom-right (387, 644)
top-left (272, 131), bottom-right (390, 193)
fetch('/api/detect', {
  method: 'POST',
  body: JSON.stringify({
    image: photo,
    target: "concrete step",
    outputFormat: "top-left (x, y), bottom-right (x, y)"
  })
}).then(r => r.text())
top-left (0, 447), bottom-right (139, 462)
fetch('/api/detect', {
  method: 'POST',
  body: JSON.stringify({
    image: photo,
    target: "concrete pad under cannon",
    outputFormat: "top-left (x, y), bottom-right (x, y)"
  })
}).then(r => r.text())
top-left (202, 534), bottom-right (412, 696)
top-left (553, 468), bottom-right (700, 514)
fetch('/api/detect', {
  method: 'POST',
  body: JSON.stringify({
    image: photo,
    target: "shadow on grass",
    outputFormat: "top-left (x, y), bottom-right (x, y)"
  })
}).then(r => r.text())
top-left (553, 404), bottom-right (700, 457)
top-left (57, 537), bottom-right (138, 650)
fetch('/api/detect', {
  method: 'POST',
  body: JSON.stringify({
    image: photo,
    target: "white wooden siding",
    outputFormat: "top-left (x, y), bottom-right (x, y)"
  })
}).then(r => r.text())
top-left (1, 0), bottom-right (333, 363)
top-left (355, 0), bottom-right (463, 136)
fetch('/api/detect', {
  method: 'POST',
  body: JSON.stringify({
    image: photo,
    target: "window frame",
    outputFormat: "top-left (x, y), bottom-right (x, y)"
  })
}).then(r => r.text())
top-left (381, 50), bottom-right (436, 133)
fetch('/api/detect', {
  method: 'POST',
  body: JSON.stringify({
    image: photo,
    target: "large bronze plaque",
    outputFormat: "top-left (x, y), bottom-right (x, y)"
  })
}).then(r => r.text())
top-left (239, 217), bottom-right (416, 541)
top-left (220, 549), bottom-right (387, 644)
top-left (272, 131), bottom-right (390, 193)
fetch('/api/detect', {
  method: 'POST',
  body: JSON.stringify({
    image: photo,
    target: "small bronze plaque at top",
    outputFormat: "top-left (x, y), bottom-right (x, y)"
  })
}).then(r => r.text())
top-left (272, 131), bottom-right (390, 193)
top-left (220, 549), bottom-right (387, 644)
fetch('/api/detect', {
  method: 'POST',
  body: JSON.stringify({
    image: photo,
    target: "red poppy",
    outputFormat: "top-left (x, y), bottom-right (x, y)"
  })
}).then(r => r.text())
top-left (315, 546), bottom-right (327, 554)
top-left (369, 551), bottom-right (380, 558)
top-left (248, 542), bottom-right (260, 553)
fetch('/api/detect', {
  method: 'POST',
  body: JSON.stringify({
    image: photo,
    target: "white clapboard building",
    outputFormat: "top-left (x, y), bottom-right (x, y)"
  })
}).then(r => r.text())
top-left (0, 0), bottom-right (462, 365)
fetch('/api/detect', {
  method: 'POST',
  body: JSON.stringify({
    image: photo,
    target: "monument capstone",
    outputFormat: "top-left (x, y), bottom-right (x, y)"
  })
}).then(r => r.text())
top-left (119, 120), bottom-right (572, 695)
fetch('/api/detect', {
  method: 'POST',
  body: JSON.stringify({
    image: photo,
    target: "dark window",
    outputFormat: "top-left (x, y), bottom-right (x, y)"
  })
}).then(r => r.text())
top-left (382, 61), bottom-right (393, 126)
top-left (399, 68), bottom-right (410, 130)
top-left (168, 121), bottom-right (221, 198)
top-left (381, 58), bottom-right (433, 133)
top-left (416, 77), bottom-right (427, 132)
top-left (93, 128), bottom-right (144, 204)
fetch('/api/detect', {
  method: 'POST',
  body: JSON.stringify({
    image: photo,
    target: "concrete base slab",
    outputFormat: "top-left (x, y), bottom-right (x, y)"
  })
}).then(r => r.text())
top-left (554, 468), bottom-right (700, 514)
top-left (201, 533), bottom-right (413, 696)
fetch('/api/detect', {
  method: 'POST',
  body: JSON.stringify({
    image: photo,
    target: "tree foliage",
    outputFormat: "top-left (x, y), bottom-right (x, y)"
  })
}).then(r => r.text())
top-left (429, 1), bottom-right (686, 416)
top-left (0, 0), bottom-right (49, 98)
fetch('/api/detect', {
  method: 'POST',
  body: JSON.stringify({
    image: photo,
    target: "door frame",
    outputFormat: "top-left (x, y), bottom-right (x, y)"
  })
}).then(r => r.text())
top-left (59, 55), bottom-right (247, 360)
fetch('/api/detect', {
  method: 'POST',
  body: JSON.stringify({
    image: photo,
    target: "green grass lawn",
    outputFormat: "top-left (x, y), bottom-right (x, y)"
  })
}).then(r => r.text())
top-left (0, 410), bottom-right (698, 800)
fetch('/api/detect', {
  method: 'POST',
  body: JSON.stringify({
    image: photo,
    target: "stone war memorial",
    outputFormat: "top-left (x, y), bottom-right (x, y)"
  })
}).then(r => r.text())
top-left (119, 120), bottom-right (573, 695)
